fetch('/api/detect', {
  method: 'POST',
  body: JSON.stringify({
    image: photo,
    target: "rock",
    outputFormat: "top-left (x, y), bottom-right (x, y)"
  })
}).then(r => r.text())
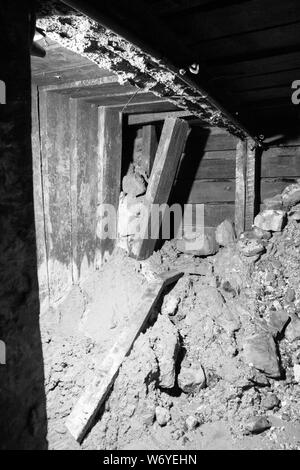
top-left (282, 183), bottom-right (300, 209)
top-left (245, 416), bottom-right (272, 435)
top-left (150, 315), bottom-right (179, 389)
top-left (254, 209), bottom-right (286, 232)
top-left (285, 316), bottom-right (300, 342)
top-left (118, 194), bottom-right (144, 237)
top-left (176, 227), bottom-right (218, 256)
top-left (122, 171), bottom-right (146, 197)
top-left (161, 294), bottom-right (180, 316)
top-left (141, 406), bottom-right (156, 426)
top-left (285, 287), bottom-right (296, 303)
top-left (185, 415), bottom-right (198, 431)
top-left (252, 226), bottom-right (272, 240)
top-left (243, 332), bottom-right (281, 378)
top-left (237, 234), bottom-right (265, 257)
top-left (261, 393), bottom-right (280, 410)
top-left (268, 309), bottom-right (290, 336)
top-left (155, 406), bottom-right (170, 426)
top-left (293, 364), bottom-right (300, 383)
top-left (248, 369), bottom-right (270, 387)
top-left (288, 203), bottom-right (300, 221)
top-left (178, 364), bottom-right (206, 393)
top-left (215, 219), bottom-right (235, 247)
top-left (262, 194), bottom-right (283, 210)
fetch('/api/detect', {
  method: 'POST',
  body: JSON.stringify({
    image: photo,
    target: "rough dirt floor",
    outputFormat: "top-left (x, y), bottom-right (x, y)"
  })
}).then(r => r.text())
top-left (41, 221), bottom-right (300, 450)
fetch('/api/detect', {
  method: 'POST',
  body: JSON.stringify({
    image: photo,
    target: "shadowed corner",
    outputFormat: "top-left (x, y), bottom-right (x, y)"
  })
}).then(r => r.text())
top-left (0, 2), bottom-right (48, 450)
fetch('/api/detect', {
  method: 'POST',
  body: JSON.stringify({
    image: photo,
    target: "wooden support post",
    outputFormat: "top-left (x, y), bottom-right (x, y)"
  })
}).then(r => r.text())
top-left (131, 117), bottom-right (190, 260)
top-left (235, 138), bottom-right (260, 235)
top-left (235, 139), bottom-right (247, 236)
top-left (66, 270), bottom-right (183, 442)
top-left (96, 107), bottom-right (122, 267)
top-left (245, 138), bottom-right (257, 231)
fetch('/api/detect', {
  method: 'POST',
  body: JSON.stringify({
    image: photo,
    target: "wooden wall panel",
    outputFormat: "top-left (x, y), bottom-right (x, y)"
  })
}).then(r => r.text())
top-left (171, 127), bottom-right (237, 227)
top-left (71, 100), bottom-right (99, 282)
top-left (39, 90), bottom-right (73, 303)
top-left (96, 107), bottom-right (122, 267)
top-left (259, 143), bottom-right (300, 202)
top-left (31, 85), bottom-right (50, 313)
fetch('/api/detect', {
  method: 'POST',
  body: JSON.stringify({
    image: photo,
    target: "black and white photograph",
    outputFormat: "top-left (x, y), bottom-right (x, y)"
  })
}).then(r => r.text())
top-left (1, 0), bottom-right (300, 455)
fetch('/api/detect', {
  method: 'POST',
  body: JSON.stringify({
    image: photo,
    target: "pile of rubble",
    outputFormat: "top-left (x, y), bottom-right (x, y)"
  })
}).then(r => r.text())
top-left (42, 182), bottom-right (300, 450)
top-left (82, 182), bottom-right (300, 450)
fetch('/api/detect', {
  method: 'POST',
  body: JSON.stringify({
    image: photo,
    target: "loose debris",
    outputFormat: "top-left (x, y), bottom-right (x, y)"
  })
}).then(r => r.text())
top-left (41, 182), bottom-right (300, 450)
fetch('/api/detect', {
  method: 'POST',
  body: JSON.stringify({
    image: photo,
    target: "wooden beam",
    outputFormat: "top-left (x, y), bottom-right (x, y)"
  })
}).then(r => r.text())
top-left (131, 117), bottom-right (190, 260)
top-left (245, 138), bottom-right (258, 231)
top-left (235, 139), bottom-right (246, 236)
top-left (66, 270), bottom-right (183, 442)
top-left (128, 110), bottom-right (193, 125)
top-left (235, 138), bottom-right (261, 234)
top-left (96, 107), bottom-right (122, 267)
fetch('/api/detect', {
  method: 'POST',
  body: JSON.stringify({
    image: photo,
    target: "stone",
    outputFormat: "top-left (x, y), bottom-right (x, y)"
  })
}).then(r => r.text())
top-left (161, 294), bottom-right (180, 316)
top-left (285, 287), bottom-right (296, 303)
top-left (178, 364), bottom-right (206, 393)
top-left (248, 369), bottom-right (270, 387)
top-left (268, 309), bottom-right (290, 336)
top-left (185, 415), bottom-right (198, 431)
top-left (285, 316), bottom-right (300, 342)
top-left (176, 227), bottom-right (218, 256)
top-left (282, 183), bottom-right (300, 209)
top-left (293, 364), bottom-right (300, 383)
top-left (122, 171), bottom-right (146, 197)
top-left (141, 406), bottom-right (156, 426)
top-left (155, 406), bottom-right (170, 426)
top-left (262, 194), bottom-right (283, 210)
top-left (254, 209), bottom-right (286, 232)
top-left (288, 203), bottom-right (300, 221)
top-left (260, 393), bottom-right (280, 410)
top-left (243, 332), bottom-right (281, 378)
top-left (151, 315), bottom-right (179, 389)
top-left (237, 234), bottom-right (265, 257)
top-left (215, 219), bottom-right (235, 247)
top-left (252, 226), bottom-right (272, 240)
top-left (245, 416), bottom-right (272, 435)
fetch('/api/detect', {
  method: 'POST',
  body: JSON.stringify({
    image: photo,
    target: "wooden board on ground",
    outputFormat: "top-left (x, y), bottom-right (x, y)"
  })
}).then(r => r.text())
top-left (66, 270), bottom-right (183, 442)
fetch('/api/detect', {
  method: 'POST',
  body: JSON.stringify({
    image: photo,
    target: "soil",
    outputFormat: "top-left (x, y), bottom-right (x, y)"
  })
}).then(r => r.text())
top-left (40, 222), bottom-right (300, 450)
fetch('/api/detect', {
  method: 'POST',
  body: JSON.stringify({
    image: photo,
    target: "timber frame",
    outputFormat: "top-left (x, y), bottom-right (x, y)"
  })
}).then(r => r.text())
top-left (36, 2), bottom-right (262, 144)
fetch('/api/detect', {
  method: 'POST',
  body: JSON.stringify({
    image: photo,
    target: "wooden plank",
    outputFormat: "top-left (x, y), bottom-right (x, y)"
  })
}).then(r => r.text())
top-left (96, 108), bottom-right (122, 267)
top-left (31, 85), bottom-right (50, 313)
top-left (169, 0), bottom-right (300, 41)
top-left (132, 118), bottom-right (190, 259)
top-left (188, 203), bottom-right (235, 227)
top-left (71, 100), bottom-right (99, 282)
top-left (39, 90), bottom-right (73, 302)
top-left (261, 154), bottom-right (300, 178)
top-left (85, 92), bottom-right (161, 107)
top-left (173, 179), bottom-right (236, 204)
top-left (261, 178), bottom-right (298, 201)
top-left (245, 139), bottom-right (258, 231)
top-left (128, 110), bottom-right (193, 125)
top-left (66, 270), bottom-right (184, 442)
top-left (32, 64), bottom-right (115, 88)
top-left (177, 157), bottom-right (235, 180)
top-left (194, 21), bottom-right (300, 63)
top-left (235, 139), bottom-right (246, 236)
